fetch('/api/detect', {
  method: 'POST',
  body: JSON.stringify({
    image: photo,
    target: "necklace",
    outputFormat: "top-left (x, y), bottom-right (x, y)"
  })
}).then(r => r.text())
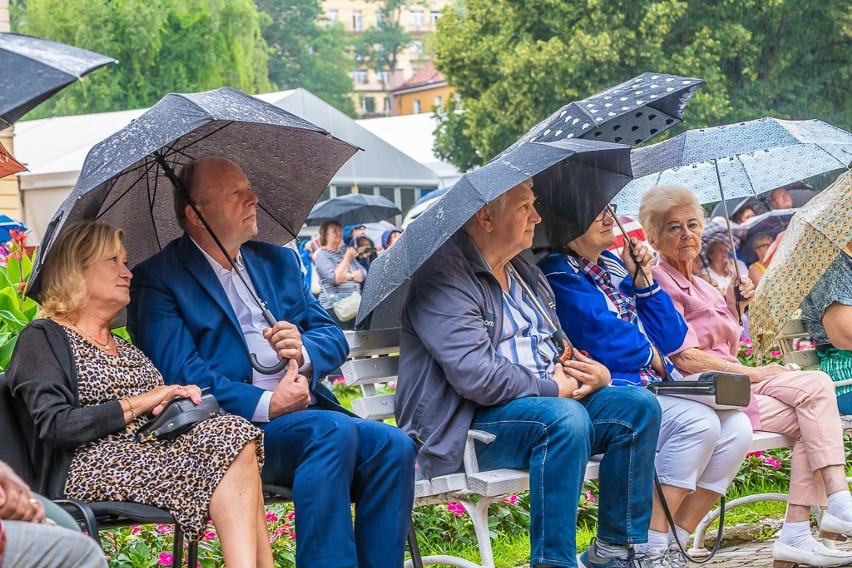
top-left (69, 322), bottom-right (114, 352)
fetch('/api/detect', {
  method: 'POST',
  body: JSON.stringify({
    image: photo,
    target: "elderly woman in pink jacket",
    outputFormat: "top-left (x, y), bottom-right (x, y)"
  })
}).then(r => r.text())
top-left (639, 184), bottom-right (852, 568)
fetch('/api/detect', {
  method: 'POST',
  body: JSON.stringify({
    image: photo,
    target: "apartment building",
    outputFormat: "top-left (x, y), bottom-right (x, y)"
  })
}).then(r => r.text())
top-left (322, 0), bottom-right (453, 117)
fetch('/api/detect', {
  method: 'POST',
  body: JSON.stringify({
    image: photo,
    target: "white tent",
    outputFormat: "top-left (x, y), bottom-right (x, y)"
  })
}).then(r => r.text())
top-left (14, 88), bottom-right (440, 243)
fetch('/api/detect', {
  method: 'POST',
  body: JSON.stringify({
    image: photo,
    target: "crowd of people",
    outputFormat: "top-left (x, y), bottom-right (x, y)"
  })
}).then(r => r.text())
top-left (3, 155), bottom-right (851, 568)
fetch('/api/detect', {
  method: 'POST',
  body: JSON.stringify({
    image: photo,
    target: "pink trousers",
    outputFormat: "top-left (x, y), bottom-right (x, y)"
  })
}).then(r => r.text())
top-left (753, 370), bottom-right (845, 507)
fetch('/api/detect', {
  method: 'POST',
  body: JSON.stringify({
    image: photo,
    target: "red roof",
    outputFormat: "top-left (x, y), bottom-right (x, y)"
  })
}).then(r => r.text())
top-left (393, 62), bottom-right (445, 92)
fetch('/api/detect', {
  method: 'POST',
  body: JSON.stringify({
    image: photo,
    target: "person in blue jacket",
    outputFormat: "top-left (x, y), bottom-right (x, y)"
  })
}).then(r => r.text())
top-left (128, 156), bottom-right (416, 568)
top-left (539, 205), bottom-right (752, 568)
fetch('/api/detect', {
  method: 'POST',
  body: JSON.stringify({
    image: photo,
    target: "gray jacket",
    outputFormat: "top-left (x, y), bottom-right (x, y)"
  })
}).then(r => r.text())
top-left (397, 230), bottom-right (561, 479)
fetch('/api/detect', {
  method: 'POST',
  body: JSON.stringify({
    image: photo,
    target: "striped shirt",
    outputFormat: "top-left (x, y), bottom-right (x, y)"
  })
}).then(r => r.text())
top-left (314, 248), bottom-right (366, 310)
top-left (496, 270), bottom-right (560, 381)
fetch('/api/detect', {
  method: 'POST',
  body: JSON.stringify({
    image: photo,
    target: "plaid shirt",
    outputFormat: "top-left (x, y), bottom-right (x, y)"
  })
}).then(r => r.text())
top-left (579, 255), bottom-right (659, 385)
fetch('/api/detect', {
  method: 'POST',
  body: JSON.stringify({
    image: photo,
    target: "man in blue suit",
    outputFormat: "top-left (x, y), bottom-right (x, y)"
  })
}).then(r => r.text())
top-left (128, 156), bottom-right (416, 568)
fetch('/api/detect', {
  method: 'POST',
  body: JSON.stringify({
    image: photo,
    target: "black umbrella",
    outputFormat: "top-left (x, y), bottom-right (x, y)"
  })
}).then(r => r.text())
top-left (710, 197), bottom-right (767, 221)
top-left (28, 86), bottom-right (358, 373)
top-left (0, 32), bottom-right (116, 127)
top-left (739, 209), bottom-right (796, 264)
top-left (357, 138), bottom-right (633, 328)
top-left (306, 193), bottom-right (401, 226)
top-left (496, 72), bottom-right (703, 159)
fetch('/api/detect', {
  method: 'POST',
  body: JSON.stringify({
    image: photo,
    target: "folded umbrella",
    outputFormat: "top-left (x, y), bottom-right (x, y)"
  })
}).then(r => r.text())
top-left (0, 144), bottom-right (26, 178)
top-left (357, 138), bottom-right (633, 328)
top-left (0, 32), bottom-right (116, 127)
top-left (27, 86), bottom-right (358, 374)
top-left (750, 171), bottom-right (852, 354)
top-left (306, 193), bottom-right (401, 226)
top-left (497, 72), bottom-right (703, 158)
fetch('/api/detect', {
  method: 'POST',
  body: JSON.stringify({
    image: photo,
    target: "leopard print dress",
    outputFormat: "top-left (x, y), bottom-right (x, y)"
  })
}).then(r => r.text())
top-left (62, 328), bottom-right (264, 541)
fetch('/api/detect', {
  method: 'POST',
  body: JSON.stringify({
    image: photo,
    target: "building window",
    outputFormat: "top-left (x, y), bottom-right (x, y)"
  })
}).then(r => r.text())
top-left (379, 70), bottom-right (390, 84)
top-left (413, 99), bottom-right (422, 114)
top-left (410, 40), bottom-right (423, 55)
top-left (353, 10), bottom-right (362, 31)
top-left (409, 9), bottom-right (423, 26)
top-left (361, 96), bottom-right (376, 113)
top-left (384, 97), bottom-right (391, 112)
top-left (430, 10), bottom-right (441, 24)
top-left (352, 69), bottom-right (368, 84)
top-left (434, 95), bottom-right (443, 107)
top-left (375, 11), bottom-right (384, 29)
top-left (328, 9), bottom-right (338, 23)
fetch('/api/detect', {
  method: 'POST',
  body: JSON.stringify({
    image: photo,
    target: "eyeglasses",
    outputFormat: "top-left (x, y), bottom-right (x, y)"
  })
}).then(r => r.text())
top-left (595, 204), bottom-right (617, 222)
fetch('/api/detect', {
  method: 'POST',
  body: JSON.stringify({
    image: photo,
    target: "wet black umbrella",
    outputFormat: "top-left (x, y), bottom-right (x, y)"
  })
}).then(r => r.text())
top-left (0, 32), bottom-right (116, 127)
top-left (710, 197), bottom-right (767, 221)
top-left (740, 209), bottom-right (796, 264)
top-left (496, 72), bottom-right (703, 159)
top-left (357, 138), bottom-right (632, 328)
top-left (306, 193), bottom-right (401, 226)
top-left (27, 86), bottom-right (358, 373)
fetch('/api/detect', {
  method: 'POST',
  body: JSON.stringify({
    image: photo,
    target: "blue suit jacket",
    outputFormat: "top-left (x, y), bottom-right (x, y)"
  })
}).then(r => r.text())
top-left (127, 234), bottom-right (349, 420)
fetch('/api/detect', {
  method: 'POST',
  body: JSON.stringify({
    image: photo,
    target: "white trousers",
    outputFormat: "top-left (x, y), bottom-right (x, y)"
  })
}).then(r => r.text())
top-left (655, 395), bottom-right (753, 495)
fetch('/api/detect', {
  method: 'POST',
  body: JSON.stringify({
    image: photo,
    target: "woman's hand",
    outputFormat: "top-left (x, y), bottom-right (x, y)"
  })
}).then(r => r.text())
top-left (726, 275), bottom-right (755, 315)
top-left (134, 384), bottom-right (203, 417)
top-left (620, 238), bottom-right (655, 288)
top-left (746, 363), bottom-right (788, 384)
top-left (561, 350), bottom-right (611, 399)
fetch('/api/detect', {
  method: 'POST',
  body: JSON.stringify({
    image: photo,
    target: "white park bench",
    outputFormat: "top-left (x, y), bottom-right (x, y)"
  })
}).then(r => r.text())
top-left (341, 329), bottom-right (823, 567)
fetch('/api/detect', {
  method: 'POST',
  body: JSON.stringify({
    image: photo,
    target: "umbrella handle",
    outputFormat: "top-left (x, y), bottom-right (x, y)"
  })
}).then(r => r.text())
top-left (249, 353), bottom-right (290, 375)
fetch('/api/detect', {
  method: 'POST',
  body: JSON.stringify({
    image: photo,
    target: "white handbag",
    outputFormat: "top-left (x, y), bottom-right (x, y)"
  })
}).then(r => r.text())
top-left (332, 291), bottom-right (361, 322)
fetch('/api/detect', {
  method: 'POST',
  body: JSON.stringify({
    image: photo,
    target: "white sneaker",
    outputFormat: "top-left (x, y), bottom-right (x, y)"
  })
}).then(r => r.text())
top-left (634, 548), bottom-right (668, 568)
top-left (772, 540), bottom-right (852, 567)
top-left (821, 512), bottom-right (852, 541)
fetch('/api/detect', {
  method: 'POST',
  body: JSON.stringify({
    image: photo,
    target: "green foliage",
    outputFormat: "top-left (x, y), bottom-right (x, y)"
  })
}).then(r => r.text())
top-left (0, 235), bottom-right (38, 370)
top-left (257, 0), bottom-right (357, 116)
top-left (354, 0), bottom-right (413, 87)
top-left (433, 0), bottom-right (852, 169)
top-left (10, 0), bottom-right (272, 118)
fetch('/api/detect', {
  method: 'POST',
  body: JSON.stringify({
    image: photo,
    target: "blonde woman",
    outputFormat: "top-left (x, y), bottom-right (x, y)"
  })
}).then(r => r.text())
top-left (7, 221), bottom-right (273, 568)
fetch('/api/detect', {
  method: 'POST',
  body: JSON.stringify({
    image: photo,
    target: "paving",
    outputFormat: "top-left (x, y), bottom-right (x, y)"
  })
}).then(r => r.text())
top-left (696, 536), bottom-right (852, 567)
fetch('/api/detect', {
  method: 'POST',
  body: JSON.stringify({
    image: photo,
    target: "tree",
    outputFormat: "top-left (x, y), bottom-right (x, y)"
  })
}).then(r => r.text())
top-left (10, 0), bottom-right (272, 118)
top-left (355, 0), bottom-right (413, 93)
top-left (257, 0), bottom-right (357, 117)
top-left (433, 0), bottom-right (851, 170)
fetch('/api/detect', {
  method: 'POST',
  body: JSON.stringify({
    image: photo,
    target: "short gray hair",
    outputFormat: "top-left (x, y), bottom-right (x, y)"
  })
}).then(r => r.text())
top-left (638, 184), bottom-right (705, 243)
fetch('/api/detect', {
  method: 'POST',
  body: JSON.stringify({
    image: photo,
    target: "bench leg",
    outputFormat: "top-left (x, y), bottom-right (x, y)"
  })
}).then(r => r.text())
top-left (172, 525), bottom-right (184, 568)
top-left (407, 519), bottom-right (424, 568)
top-left (690, 492), bottom-right (790, 556)
top-left (460, 496), bottom-right (497, 568)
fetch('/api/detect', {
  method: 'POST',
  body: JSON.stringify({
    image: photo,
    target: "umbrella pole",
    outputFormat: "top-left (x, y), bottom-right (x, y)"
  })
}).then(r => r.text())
top-left (608, 204), bottom-right (651, 288)
top-left (714, 161), bottom-right (743, 324)
top-left (153, 153), bottom-right (289, 375)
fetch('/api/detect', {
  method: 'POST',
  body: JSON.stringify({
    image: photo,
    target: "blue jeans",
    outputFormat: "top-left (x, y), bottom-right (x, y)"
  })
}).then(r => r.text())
top-left (262, 410), bottom-right (417, 568)
top-left (471, 387), bottom-right (661, 567)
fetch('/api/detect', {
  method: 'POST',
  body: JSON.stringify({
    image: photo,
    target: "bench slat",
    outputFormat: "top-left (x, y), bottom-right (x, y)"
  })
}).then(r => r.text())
top-left (344, 329), bottom-right (400, 357)
top-left (782, 349), bottom-right (820, 369)
top-left (341, 357), bottom-right (399, 386)
top-left (351, 394), bottom-right (395, 421)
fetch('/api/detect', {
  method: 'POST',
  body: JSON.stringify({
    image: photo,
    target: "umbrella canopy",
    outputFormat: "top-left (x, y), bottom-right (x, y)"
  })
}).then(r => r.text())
top-left (27, 86), bottom-right (358, 301)
top-left (0, 32), bottom-right (116, 127)
top-left (357, 138), bottom-right (633, 327)
top-left (739, 209), bottom-right (796, 264)
top-left (710, 197), bottom-right (767, 220)
top-left (0, 144), bottom-right (26, 178)
top-left (496, 72), bottom-right (703, 159)
top-left (612, 118), bottom-right (852, 215)
top-left (306, 193), bottom-right (401, 226)
top-left (0, 214), bottom-right (27, 243)
top-left (750, 171), bottom-right (852, 354)
top-left (402, 187), bottom-right (450, 228)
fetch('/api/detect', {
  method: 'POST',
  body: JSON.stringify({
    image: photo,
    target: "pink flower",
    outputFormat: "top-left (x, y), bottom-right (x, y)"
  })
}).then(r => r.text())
top-left (447, 502), bottom-right (466, 515)
top-left (389, 381), bottom-right (397, 389)
top-left (158, 553), bottom-right (174, 566)
top-left (156, 524), bottom-right (173, 535)
top-left (331, 376), bottom-right (345, 385)
top-left (265, 512), bottom-right (279, 523)
top-left (763, 457), bottom-right (782, 469)
top-left (745, 347), bottom-right (754, 356)
top-left (585, 489), bottom-right (596, 503)
top-left (503, 495), bottom-right (518, 505)
top-left (286, 511), bottom-right (296, 520)
top-left (204, 530), bottom-right (217, 541)
top-left (131, 525), bottom-right (141, 535)
top-left (770, 350), bottom-right (781, 358)
top-left (747, 451), bottom-right (763, 458)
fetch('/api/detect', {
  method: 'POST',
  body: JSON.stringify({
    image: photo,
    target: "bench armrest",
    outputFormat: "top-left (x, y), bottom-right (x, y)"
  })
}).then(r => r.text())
top-left (463, 429), bottom-right (496, 475)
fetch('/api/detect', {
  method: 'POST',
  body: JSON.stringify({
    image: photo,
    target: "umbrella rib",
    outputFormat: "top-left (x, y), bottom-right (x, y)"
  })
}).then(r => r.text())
top-left (146, 156), bottom-right (163, 251)
top-left (257, 201), bottom-right (297, 240)
top-left (168, 121), bottom-right (234, 156)
top-left (97, 158), bottom-right (161, 219)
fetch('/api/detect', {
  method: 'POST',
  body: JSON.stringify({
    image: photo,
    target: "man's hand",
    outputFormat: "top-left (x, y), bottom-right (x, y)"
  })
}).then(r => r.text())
top-left (263, 321), bottom-right (305, 367)
top-left (620, 237), bottom-right (655, 288)
top-left (0, 460), bottom-right (44, 523)
top-left (561, 350), bottom-right (611, 399)
top-left (268, 360), bottom-right (311, 419)
top-left (552, 363), bottom-right (580, 398)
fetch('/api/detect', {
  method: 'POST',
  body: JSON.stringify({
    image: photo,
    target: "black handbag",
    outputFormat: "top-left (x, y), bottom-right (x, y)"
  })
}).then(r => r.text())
top-left (135, 393), bottom-right (222, 443)
top-left (646, 372), bottom-right (751, 409)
